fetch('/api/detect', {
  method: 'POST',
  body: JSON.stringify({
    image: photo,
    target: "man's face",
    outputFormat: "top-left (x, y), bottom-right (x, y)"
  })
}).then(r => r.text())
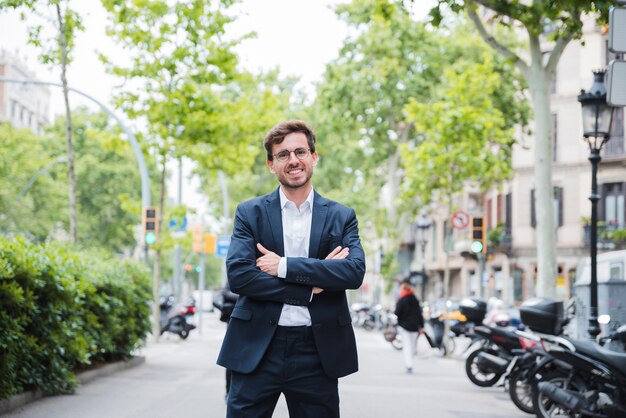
top-left (267, 132), bottom-right (318, 190)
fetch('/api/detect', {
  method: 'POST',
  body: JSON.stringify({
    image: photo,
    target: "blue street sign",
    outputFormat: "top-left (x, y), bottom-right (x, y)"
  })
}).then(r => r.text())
top-left (167, 216), bottom-right (188, 231)
top-left (216, 236), bottom-right (231, 258)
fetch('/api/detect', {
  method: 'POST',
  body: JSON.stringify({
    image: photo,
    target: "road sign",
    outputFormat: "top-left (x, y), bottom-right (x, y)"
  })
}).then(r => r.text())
top-left (608, 60), bottom-right (626, 106)
top-left (167, 216), bottom-right (187, 231)
top-left (216, 236), bottom-right (231, 258)
top-left (451, 210), bottom-right (470, 230)
top-left (609, 7), bottom-right (626, 54)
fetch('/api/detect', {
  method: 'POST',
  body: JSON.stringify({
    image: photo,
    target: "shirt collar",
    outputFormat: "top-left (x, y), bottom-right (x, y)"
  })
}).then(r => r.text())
top-left (279, 187), bottom-right (314, 210)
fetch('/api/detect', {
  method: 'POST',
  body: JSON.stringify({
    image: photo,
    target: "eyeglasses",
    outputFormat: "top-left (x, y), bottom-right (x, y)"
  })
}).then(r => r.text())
top-left (272, 147), bottom-right (311, 163)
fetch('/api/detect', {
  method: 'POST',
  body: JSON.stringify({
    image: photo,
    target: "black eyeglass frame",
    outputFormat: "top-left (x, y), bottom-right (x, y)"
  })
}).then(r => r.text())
top-left (272, 147), bottom-right (312, 162)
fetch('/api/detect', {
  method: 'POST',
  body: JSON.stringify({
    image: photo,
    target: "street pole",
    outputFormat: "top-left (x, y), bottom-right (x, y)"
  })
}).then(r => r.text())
top-left (17, 156), bottom-right (68, 199)
top-left (218, 170), bottom-right (230, 287)
top-left (174, 158), bottom-right (183, 301)
top-left (477, 253), bottom-right (486, 299)
top-left (198, 251), bottom-right (206, 334)
top-left (588, 148), bottom-right (601, 339)
top-left (420, 242), bottom-right (427, 302)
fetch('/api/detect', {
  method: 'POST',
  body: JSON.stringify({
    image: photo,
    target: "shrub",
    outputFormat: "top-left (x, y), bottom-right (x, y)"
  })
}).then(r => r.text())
top-left (0, 237), bottom-right (151, 399)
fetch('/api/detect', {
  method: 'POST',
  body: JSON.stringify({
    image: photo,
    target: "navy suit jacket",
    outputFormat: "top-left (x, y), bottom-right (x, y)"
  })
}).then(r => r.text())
top-left (216, 188), bottom-right (366, 378)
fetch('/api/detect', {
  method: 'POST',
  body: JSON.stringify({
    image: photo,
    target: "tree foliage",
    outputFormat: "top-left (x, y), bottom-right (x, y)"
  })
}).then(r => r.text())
top-left (0, 109), bottom-right (147, 253)
top-left (1, 0), bottom-right (86, 242)
top-left (307, 0), bottom-right (528, 284)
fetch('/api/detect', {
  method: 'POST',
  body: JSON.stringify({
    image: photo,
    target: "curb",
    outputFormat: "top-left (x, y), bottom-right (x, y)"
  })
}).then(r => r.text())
top-left (0, 356), bottom-right (146, 415)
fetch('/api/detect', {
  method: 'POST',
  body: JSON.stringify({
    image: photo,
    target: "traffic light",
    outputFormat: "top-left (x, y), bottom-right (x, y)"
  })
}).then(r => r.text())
top-left (470, 216), bottom-right (486, 254)
top-left (192, 225), bottom-right (203, 253)
top-left (142, 207), bottom-right (159, 245)
top-left (204, 233), bottom-right (216, 254)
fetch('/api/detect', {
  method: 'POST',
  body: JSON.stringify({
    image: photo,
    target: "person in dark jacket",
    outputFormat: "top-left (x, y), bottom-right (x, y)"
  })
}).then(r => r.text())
top-left (394, 278), bottom-right (424, 374)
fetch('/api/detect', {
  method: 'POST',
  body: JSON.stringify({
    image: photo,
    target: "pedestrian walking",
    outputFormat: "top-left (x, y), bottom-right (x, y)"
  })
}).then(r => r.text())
top-left (394, 278), bottom-right (424, 374)
top-left (216, 120), bottom-right (366, 418)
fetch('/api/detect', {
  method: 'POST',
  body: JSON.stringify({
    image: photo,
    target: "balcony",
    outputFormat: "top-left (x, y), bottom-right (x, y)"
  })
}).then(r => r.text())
top-left (487, 224), bottom-right (512, 254)
top-left (583, 223), bottom-right (626, 250)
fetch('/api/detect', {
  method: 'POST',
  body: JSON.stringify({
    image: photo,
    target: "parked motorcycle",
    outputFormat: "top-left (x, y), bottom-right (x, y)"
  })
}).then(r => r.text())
top-left (519, 297), bottom-right (626, 418)
top-left (459, 297), bottom-right (537, 387)
top-left (159, 295), bottom-right (197, 339)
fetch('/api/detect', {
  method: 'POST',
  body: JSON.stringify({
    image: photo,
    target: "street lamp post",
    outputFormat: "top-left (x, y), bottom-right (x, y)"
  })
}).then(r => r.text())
top-left (416, 212), bottom-right (432, 302)
top-left (577, 70), bottom-right (615, 340)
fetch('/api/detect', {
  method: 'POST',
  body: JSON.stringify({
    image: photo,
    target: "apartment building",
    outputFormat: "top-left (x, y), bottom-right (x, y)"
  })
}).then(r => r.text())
top-left (0, 49), bottom-right (50, 133)
top-left (413, 18), bottom-right (626, 306)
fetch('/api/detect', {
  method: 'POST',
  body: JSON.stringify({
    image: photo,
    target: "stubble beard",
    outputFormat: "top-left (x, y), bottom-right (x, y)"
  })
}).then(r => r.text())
top-left (278, 164), bottom-right (313, 190)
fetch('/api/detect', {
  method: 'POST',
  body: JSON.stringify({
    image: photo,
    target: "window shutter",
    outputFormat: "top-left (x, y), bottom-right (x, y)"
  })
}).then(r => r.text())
top-left (505, 193), bottom-right (512, 232)
top-left (556, 186), bottom-right (563, 227)
top-left (531, 189), bottom-right (536, 228)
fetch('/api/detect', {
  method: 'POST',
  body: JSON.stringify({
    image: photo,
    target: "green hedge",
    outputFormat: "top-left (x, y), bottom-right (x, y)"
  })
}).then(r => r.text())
top-left (0, 236), bottom-right (151, 399)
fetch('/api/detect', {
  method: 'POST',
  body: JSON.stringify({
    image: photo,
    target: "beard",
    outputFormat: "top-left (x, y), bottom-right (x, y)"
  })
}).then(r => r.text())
top-left (276, 163), bottom-right (313, 190)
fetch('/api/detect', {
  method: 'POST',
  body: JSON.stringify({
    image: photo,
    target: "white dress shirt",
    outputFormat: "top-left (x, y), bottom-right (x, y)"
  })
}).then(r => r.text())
top-left (276, 187), bottom-right (314, 326)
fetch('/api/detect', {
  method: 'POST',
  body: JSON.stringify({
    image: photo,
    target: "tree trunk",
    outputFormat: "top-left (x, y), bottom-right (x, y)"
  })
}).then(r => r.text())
top-left (527, 63), bottom-right (557, 298)
top-left (56, 4), bottom-right (78, 243)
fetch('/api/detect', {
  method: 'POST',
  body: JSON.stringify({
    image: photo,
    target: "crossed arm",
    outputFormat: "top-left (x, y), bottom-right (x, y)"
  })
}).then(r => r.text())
top-left (256, 243), bottom-right (350, 294)
top-left (226, 205), bottom-right (365, 304)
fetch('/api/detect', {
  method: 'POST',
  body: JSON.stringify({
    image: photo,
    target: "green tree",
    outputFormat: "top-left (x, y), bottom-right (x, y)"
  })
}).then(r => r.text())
top-left (308, 1), bottom-right (527, 289)
top-left (1, 0), bottom-right (85, 242)
top-left (0, 122), bottom-right (66, 240)
top-left (426, 0), bottom-right (611, 296)
top-left (100, 0), bottom-right (283, 336)
top-left (308, 0), bottom-right (442, 283)
top-left (45, 108), bottom-right (147, 252)
top-left (402, 56), bottom-right (521, 297)
top-left (0, 109), bottom-right (149, 252)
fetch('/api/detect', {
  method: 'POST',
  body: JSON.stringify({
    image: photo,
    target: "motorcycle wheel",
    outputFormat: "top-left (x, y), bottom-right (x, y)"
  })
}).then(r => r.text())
top-left (532, 370), bottom-right (589, 418)
top-left (508, 368), bottom-right (535, 414)
top-left (179, 326), bottom-right (190, 340)
top-left (465, 348), bottom-right (503, 387)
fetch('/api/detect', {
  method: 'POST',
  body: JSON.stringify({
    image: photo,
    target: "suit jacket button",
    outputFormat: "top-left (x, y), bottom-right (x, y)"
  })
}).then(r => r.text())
top-left (270, 319), bottom-right (277, 325)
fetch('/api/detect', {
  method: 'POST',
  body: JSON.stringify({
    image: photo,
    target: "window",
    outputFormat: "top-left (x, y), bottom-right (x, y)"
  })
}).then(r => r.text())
top-left (600, 183), bottom-right (625, 228)
top-left (531, 187), bottom-right (563, 228)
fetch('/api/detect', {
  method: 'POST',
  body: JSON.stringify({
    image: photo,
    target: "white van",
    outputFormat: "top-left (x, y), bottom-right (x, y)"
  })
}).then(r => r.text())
top-left (576, 249), bottom-right (626, 284)
top-left (574, 249), bottom-right (626, 339)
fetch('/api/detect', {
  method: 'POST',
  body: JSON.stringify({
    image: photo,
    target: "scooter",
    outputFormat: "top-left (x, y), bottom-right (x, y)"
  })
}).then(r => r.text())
top-left (159, 295), bottom-right (197, 340)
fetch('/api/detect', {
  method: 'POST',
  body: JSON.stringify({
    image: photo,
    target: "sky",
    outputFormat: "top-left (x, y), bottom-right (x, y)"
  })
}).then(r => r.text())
top-left (0, 0), bottom-right (355, 117)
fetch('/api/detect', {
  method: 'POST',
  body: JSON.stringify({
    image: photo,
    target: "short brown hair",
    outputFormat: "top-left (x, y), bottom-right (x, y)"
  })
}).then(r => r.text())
top-left (264, 120), bottom-right (316, 160)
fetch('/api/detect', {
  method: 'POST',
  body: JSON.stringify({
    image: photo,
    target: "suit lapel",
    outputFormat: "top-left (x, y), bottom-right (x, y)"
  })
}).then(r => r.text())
top-left (309, 191), bottom-right (328, 258)
top-left (265, 188), bottom-right (284, 256)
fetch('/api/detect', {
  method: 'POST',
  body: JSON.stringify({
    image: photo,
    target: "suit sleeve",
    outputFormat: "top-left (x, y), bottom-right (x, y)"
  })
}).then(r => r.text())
top-left (284, 208), bottom-right (366, 291)
top-left (226, 203), bottom-right (312, 306)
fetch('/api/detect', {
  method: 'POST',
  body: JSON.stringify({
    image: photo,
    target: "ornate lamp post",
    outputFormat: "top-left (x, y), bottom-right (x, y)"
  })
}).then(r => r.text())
top-left (577, 70), bottom-right (615, 339)
top-left (416, 212), bottom-right (432, 302)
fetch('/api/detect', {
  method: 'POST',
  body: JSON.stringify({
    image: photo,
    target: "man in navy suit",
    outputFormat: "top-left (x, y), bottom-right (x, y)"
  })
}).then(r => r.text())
top-left (217, 120), bottom-right (366, 417)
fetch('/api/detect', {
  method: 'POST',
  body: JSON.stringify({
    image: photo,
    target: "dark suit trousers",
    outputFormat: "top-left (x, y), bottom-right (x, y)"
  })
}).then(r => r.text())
top-left (227, 326), bottom-right (339, 418)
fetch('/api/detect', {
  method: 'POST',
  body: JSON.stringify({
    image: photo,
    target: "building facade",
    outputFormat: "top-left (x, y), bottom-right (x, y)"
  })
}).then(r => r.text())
top-left (0, 49), bottom-right (50, 133)
top-left (417, 18), bottom-right (626, 306)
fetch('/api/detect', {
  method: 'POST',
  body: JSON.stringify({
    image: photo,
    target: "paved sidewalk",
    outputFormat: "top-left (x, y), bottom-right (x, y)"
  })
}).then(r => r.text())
top-left (4, 312), bottom-right (528, 418)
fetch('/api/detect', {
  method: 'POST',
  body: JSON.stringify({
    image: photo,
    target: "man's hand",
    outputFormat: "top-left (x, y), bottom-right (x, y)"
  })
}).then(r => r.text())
top-left (325, 245), bottom-right (349, 260)
top-left (314, 246), bottom-right (350, 295)
top-left (256, 243), bottom-right (281, 276)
